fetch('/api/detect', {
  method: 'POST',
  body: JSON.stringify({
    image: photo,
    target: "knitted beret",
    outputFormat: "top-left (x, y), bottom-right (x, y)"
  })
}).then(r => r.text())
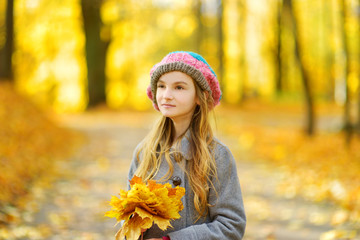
top-left (146, 51), bottom-right (222, 110)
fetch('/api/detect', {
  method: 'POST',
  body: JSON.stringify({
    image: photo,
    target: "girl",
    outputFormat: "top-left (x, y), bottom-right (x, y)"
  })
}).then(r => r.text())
top-left (128, 51), bottom-right (246, 240)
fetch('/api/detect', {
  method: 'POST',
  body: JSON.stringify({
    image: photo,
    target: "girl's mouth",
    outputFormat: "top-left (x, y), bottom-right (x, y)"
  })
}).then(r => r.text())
top-left (162, 104), bottom-right (176, 108)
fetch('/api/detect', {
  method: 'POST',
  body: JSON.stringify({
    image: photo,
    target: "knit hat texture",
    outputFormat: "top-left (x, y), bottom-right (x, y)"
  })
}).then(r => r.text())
top-left (147, 51), bottom-right (222, 110)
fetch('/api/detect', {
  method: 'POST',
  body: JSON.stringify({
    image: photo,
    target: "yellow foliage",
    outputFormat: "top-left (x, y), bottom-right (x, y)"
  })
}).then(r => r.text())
top-left (320, 229), bottom-right (357, 240)
top-left (105, 176), bottom-right (185, 240)
top-left (217, 103), bottom-right (360, 227)
top-left (0, 82), bottom-right (84, 224)
top-left (175, 16), bottom-right (197, 38)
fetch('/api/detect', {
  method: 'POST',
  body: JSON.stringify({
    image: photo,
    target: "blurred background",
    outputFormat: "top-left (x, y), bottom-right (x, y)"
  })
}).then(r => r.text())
top-left (0, 0), bottom-right (360, 239)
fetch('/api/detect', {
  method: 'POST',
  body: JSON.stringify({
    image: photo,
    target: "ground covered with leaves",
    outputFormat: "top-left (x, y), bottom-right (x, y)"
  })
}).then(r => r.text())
top-left (216, 101), bottom-right (360, 239)
top-left (0, 83), bottom-right (84, 234)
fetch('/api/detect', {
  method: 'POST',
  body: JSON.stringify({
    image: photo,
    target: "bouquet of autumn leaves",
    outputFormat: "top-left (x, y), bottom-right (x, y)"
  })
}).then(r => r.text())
top-left (105, 176), bottom-right (185, 240)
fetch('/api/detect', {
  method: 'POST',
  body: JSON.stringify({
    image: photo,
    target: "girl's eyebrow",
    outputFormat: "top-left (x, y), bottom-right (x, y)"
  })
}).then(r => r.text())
top-left (157, 80), bottom-right (188, 85)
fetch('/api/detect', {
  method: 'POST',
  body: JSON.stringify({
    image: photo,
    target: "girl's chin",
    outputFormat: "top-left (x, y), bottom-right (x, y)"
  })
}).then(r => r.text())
top-left (160, 112), bottom-right (175, 118)
top-left (159, 108), bottom-right (174, 114)
top-left (159, 110), bottom-right (178, 119)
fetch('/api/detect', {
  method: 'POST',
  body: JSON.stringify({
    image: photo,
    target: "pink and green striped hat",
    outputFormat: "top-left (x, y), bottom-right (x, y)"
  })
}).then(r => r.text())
top-left (147, 51), bottom-right (222, 110)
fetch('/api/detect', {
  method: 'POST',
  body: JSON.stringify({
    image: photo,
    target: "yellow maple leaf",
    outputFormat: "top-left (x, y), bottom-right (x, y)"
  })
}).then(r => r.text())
top-left (105, 176), bottom-right (185, 240)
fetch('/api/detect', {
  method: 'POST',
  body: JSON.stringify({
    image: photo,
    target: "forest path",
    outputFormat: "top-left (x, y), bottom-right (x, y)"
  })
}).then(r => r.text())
top-left (30, 109), bottom-right (337, 240)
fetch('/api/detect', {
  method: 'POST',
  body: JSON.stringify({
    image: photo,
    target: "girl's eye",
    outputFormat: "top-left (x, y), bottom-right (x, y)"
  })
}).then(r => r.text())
top-left (157, 84), bottom-right (165, 88)
top-left (175, 86), bottom-right (184, 90)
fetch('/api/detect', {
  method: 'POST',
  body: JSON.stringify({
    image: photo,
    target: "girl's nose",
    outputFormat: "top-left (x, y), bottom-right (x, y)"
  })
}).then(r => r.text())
top-left (163, 88), bottom-right (173, 99)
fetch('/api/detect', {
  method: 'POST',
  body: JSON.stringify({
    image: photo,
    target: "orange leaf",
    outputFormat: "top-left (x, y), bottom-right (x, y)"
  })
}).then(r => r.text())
top-left (106, 175), bottom-right (185, 240)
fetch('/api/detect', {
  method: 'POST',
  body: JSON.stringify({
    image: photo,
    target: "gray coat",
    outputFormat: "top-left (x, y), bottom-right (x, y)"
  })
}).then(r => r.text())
top-left (128, 133), bottom-right (246, 240)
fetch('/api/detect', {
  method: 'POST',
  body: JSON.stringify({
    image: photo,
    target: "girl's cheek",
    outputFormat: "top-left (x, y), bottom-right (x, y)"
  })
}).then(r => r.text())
top-left (156, 90), bottom-right (162, 100)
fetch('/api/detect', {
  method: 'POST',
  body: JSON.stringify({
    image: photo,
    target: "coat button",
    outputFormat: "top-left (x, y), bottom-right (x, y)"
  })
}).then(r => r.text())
top-left (172, 176), bottom-right (182, 186)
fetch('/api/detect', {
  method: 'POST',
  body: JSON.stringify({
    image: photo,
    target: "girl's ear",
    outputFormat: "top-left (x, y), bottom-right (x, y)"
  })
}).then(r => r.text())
top-left (196, 96), bottom-right (200, 105)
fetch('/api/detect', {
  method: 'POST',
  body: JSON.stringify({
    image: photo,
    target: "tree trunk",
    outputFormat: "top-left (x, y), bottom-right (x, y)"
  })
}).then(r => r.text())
top-left (0, 0), bottom-right (14, 81)
top-left (339, 0), bottom-right (352, 142)
top-left (285, 0), bottom-right (315, 135)
top-left (194, 0), bottom-right (203, 53)
top-left (357, 0), bottom-right (360, 135)
top-left (217, 0), bottom-right (224, 88)
top-left (275, 0), bottom-right (283, 94)
top-left (238, 0), bottom-right (247, 102)
top-left (322, 0), bottom-right (335, 100)
top-left (81, 0), bottom-right (108, 108)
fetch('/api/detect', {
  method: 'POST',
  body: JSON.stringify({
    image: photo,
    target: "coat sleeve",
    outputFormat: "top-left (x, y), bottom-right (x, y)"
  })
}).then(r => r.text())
top-left (168, 144), bottom-right (246, 240)
top-left (127, 143), bottom-right (141, 190)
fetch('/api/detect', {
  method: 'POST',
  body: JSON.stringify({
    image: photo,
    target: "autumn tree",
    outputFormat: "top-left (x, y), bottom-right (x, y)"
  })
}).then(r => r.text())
top-left (275, 0), bottom-right (283, 94)
top-left (0, 0), bottom-right (14, 81)
top-left (284, 0), bottom-right (315, 135)
top-left (217, 0), bottom-right (224, 86)
top-left (339, 0), bottom-right (353, 142)
top-left (81, 0), bottom-right (109, 108)
top-left (194, 0), bottom-right (203, 53)
top-left (321, 0), bottom-right (336, 100)
top-left (238, 0), bottom-right (247, 102)
top-left (358, 0), bottom-right (360, 134)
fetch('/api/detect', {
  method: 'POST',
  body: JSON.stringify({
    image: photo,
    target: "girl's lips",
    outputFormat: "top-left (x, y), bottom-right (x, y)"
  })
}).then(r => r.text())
top-left (161, 104), bottom-right (176, 108)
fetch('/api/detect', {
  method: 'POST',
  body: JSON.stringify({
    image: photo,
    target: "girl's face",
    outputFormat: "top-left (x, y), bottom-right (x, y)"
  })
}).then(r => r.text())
top-left (156, 71), bottom-right (199, 123)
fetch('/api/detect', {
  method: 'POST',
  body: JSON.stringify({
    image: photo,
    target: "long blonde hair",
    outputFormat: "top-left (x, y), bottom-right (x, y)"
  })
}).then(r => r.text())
top-left (135, 80), bottom-right (218, 220)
